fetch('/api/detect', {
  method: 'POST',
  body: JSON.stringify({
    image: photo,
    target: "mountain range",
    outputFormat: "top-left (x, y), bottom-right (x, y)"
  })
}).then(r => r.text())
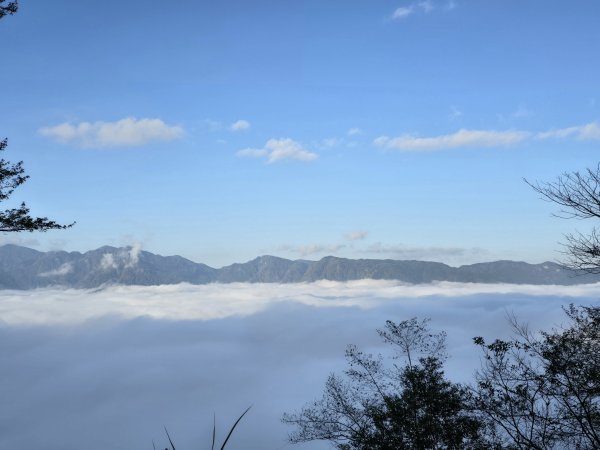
top-left (0, 244), bottom-right (597, 290)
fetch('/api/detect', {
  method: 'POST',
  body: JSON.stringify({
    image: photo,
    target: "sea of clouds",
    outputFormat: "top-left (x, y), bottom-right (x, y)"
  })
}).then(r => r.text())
top-left (1, 280), bottom-right (599, 450)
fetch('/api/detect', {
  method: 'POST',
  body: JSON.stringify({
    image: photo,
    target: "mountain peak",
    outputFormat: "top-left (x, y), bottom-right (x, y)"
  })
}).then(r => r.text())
top-left (0, 245), bottom-right (595, 289)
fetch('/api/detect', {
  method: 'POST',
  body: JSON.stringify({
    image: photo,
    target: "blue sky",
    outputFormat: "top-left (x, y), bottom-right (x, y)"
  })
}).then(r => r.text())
top-left (1, 0), bottom-right (600, 267)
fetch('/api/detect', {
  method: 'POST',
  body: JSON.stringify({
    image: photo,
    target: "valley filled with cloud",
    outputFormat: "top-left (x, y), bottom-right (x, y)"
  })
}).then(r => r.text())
top-left (1, 281), bottom-right (597, 449)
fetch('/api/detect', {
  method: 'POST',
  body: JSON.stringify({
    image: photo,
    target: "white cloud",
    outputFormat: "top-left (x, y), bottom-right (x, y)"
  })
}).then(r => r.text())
top-left (100, 253), bottom-right (117, 270)
top-left (580, 123), bottom-right (600, 139)
top-left (374, 129), bottom-right (530, 151)
top-left (347, 128), bottom-right (362, 136)
top-left (345, 230), bottom-right (369, 241)
top-left (536, 122), bottom-right (600, 141)
top-left (230, 120), bottom-right (251, 131)
top-left (392, 1), bottom-right (435, 19)
top-left (536, 127), bottom-right (580, 140)
top-left (100, 245), bottom-right (142, 270)
top-left (392, 6), bottom-right (414, 19)
top-left (39, 117), bottom-right (184, 148)
top-left (39, 263), bottom-right (73, 277)
top-left (375, 122), bottom-right (600, 152)
top-left (125, 242), bottom-right (142, 268)
top-left (266, 139), bottom-right (317, 162)
top-left (237, 138), bottom-right (317, 163)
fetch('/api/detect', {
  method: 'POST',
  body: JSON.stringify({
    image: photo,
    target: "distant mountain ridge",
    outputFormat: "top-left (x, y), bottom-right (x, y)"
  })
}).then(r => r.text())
top-left (0, 244), bottom-right (597, 290)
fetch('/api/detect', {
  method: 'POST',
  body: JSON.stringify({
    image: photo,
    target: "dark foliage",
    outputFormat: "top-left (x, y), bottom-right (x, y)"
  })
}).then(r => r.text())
top-left (0, 0), bottom-right (17, 18)
top-left (283, 318), bottom-right (487, 449)
top-left (364, 357), bottom-right (484, 450)
top-left (0, 139), bottom-right (73, 232)
top-left (474, 305), bottom-right (600, 449)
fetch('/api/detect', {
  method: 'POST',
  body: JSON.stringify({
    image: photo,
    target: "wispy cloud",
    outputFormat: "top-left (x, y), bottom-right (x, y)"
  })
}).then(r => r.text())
top-left (536, 122), bottom-right (600, 141)
top-left (0, 236), bottom-right (40, 248)
top-left (100, 253), bottom-right (117, 270)
top-left (347, 128), bottom-right (362, 136)
top-left (39, 117), bottom-right (184, 148)
top-left (512, 104), bottom-right (534, 119)
top-left (236, 148), bottom-right (268, 158)
top-left (374, 122), bottom-right (600, 151)
top-left (38, 263), bottom-right (73, 278)
top-left (230, 119), bottom-right (251, 131)
top-left (345, 230), bottom-right (369, 241)
top-left (419, 0), bottom-right (434, 12)
top-left (392, 1), bottom-right (436, 20)
top-left (201, 118), bottom-right (223, 131)
top-left (449, 106), bottom-right (463, 120)
top-left (279, 243), bottom-right (346, 257)
top-left (237, 138), bottom-right (317, 163)
top-left (392, 6), bottom-right (414, 19)
top-left (374, 129), bottom-right (530, 151)
top-left (100, 244), bottom-right (142, 271)
top-left (365, 242), bottom-right (487, 262)
top-left (445, 0), bottom-right (457, 11)
top-left (318, 137), bottom-right (343, 149)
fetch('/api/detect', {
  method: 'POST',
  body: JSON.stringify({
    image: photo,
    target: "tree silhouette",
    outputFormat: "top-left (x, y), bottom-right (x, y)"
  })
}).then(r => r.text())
top-left (283, 319), bottom-right (487, 449)
top-left (526, 164), bottom-right (600, 273)
top-left (1, 2), bottom-right (73, 233)
top-left (0, 139), bottom-right (73, 232)
top-left (0, 0), bottom-right (17, 19)
top-left (474, 305), bottom-right (600, 449)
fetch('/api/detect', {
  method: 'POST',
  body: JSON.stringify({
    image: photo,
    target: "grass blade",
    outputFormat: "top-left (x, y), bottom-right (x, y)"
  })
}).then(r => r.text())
top-left (212, 412), bottom-right (216, 450)
top-left (164, 426), bottom-right (176, 450)
top-left (220, 406), bottom-right (251, 450)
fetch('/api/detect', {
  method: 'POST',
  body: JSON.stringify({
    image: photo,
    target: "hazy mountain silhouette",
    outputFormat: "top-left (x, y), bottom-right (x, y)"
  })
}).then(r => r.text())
top-left (0, 244), bottom-right (596, 289)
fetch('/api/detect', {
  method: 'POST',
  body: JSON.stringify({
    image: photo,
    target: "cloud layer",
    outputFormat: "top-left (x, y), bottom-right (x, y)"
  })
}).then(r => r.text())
top-left (2, 280), bottom-right (600, 326)
top-left (0, 280), bottom-right (600, 450)
top-left (1, 282), bottom-right (599, 450)
top-left (39, 117), bottom-right (184, 148)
